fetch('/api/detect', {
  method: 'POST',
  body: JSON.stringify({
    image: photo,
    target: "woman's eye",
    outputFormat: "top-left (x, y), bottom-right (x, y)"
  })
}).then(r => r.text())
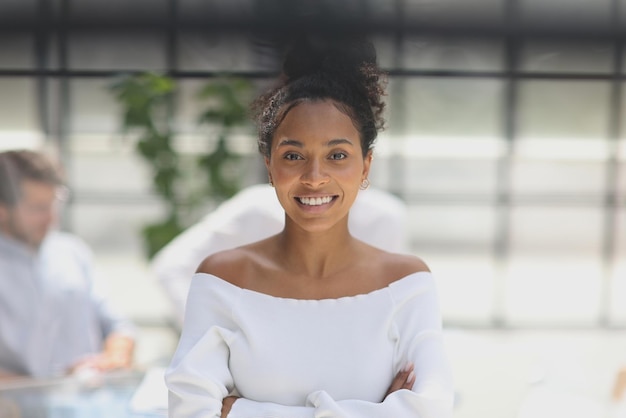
top-left (329, 152), bottom-right (347, 160)
top-left (284, 153), bottom-right (303, 161)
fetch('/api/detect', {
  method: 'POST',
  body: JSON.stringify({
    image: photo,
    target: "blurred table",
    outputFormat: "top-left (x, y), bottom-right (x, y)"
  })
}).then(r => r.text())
top-left (0, 369), bottom-right (167, 418)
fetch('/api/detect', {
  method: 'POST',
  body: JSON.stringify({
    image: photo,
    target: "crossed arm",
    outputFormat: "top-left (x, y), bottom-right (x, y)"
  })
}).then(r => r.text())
top-left (220, 364), bottom-right (417, 417)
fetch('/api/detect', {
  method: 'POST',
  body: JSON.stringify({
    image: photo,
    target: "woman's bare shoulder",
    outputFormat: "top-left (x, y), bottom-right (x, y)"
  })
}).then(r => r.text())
top-left (195, 239), bottom-right (274, 288)
top-left (375, 250), bottom-right (431, 285)
top-left (196, 247), bottom-right (251, 288)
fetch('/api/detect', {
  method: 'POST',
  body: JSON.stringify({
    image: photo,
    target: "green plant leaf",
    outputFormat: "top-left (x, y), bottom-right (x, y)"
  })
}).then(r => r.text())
top-left (109, 73), bottom-right (251, 260)
top-left (141, 217), bottom-right (184, 259)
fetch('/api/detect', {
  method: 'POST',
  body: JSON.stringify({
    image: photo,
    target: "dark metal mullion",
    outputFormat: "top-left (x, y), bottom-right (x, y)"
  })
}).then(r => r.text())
top-left (166, 0), bottom-right (178, 71)
top-left (35, 0), bottom-right (51, 140)
top-left (358, 0), bottom-right (371, 20)
top-left (166, 0), bottom-right (178, 136)
top-left (58, 0), bottom-right (72, 231)
top-left (601, 0), bottom-right (623, 327)
top-left (492, 0), bottom-right (520, 328)
top-left (388, 70), bottom-right (622, 80)
top-left (4, 18), bottom-right (626, 42)
top-left (0, 69), bottom-right (277, 79)
top-left (388, 0), bottom-right (407, 202)
top-left (163, 0), bottom-right (180, 218)
top-left (5, 68), bottom-right (626, 81)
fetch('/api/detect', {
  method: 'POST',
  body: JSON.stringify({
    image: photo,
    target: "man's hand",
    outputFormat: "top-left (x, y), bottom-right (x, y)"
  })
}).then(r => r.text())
top-left (613, 366), bottom-right (626, 401)
top-left (0, 368), bottom-right (26, 383)
top-left (69, 333), bottom-right (134, 374)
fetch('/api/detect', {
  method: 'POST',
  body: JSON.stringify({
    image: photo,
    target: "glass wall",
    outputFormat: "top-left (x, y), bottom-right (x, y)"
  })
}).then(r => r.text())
top-left (0, 0), bottom-right (624, 328)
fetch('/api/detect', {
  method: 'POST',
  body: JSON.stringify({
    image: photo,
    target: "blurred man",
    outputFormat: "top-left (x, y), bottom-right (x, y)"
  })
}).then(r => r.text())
top-left (0, 149), bottom-right (135, 380)
top-left (151, 183), bottom-right (410, 328)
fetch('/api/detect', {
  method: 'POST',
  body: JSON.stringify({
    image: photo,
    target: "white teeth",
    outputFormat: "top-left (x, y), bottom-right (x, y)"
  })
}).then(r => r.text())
top-left (299, 196), bottom-right (333, 206)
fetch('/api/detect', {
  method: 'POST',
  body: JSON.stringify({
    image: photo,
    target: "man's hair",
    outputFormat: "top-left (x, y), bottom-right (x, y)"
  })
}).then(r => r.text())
top-left (0, 150), bottom-right (64, 206)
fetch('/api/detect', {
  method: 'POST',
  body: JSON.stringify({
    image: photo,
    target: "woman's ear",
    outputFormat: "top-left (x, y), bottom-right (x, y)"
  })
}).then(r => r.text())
top-left (362, 150), bottom-right (373, 179)
top-left (264, 157), bottom-right (274, 186)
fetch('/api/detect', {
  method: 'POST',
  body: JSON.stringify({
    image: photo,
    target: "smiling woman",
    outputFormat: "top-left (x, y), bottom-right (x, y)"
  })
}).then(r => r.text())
top-left (165, 35), bottom-right (454, 418)
top-left (266, 101), bottom-right (370, 233)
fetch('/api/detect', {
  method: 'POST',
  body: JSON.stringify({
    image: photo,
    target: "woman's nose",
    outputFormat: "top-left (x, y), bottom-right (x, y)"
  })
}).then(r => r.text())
top-left (300, 160), bottom-right (329, 187)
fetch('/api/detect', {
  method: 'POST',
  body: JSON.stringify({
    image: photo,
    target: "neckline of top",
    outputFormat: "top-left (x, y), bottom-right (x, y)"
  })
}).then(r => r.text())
top-left (194, 270), bottom-right (432, 303)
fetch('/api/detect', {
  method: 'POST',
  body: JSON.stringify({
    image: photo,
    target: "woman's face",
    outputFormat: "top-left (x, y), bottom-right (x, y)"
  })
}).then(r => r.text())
top-left (265, 99), bottom-right (372, 233)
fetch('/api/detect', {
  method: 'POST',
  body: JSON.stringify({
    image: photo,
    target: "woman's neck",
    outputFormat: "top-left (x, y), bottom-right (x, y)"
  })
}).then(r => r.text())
top-left (277, 218), bottom-right (357, 279)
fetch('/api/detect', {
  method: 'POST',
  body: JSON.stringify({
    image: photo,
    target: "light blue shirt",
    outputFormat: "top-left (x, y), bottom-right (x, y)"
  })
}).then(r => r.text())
top-left (0, 231), bottom-right (135, 378)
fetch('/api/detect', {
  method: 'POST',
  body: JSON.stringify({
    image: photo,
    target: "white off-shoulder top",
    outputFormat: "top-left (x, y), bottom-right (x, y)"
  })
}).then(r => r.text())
top-left (165, 271), bottom-right (454, 418)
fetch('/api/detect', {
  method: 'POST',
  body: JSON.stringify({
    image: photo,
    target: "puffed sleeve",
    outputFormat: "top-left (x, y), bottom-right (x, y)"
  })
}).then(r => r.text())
top-left (224, 273), bottom-right (454, 418)
top-left (165, 274), bottom-right (240, 417)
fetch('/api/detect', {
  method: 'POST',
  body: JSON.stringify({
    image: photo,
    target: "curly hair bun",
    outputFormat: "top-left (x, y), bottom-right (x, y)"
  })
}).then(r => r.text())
top-left (252, 33), bottom-right (387, 158)
top-left (282, 34), bottom-right (378, 82)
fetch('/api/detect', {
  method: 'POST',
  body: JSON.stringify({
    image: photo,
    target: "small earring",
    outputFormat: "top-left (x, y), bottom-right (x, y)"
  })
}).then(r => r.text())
top-left (359, 178), bottom-right (370, 190)
top-left (269, 176), bottom-right (274, 187)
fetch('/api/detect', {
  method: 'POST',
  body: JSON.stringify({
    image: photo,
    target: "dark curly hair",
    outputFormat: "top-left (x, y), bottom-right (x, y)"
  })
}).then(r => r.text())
top-left (251, 35), bottom-right (387, 158)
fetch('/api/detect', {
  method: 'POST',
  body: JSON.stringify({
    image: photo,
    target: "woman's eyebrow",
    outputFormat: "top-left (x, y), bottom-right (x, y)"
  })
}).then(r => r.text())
top-left (277, 139), bottom-right (303, 148)
top-left (326, 138), bottom-right (353, 147)
top-left (277, 138), bottom-right (353, 148)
